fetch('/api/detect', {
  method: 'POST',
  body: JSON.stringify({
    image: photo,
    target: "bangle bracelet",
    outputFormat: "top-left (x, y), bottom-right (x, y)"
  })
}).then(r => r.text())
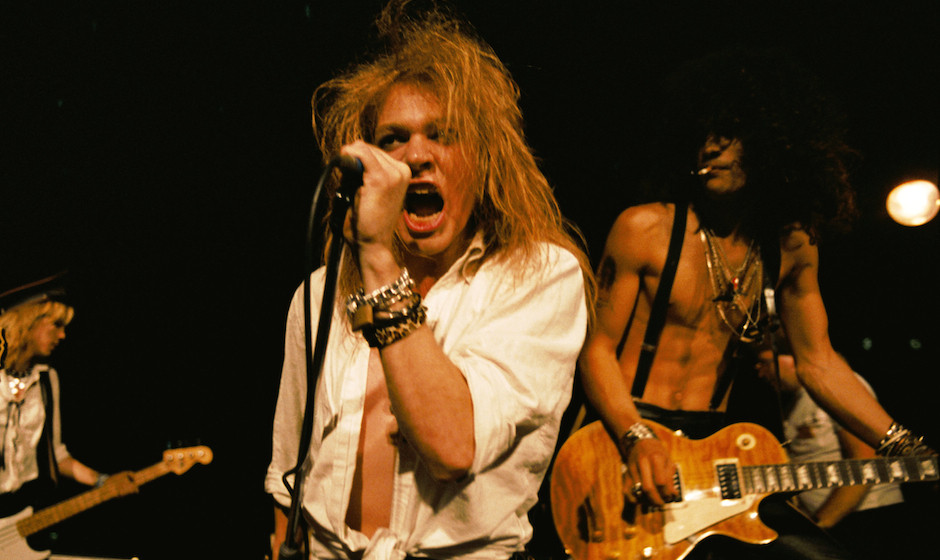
top-left (617, 422), bottom-right (657, 461)
top-left (877, 422), bottom-right (930, 456)
top-left (95, 474), bottom-right (109, 488)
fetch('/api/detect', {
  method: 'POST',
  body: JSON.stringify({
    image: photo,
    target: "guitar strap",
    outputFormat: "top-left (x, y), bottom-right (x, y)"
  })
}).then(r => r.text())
top-left (629, 200), bottom-right (688, 399)
top-left (38, 369), bottom-right (60, 486)
top-left (706, 237), bottom-right (782, 411)
top-left (627, 206), bottom-right (784, 413)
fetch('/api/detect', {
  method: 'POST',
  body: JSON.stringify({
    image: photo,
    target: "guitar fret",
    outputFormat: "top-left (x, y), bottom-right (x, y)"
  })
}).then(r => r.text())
top-left (859, 459), bottom-right (880, 484)
top-left (750, 466), bottom-right (766, 493)
top-left (763, 465), bottom-right (781, 492)
top-left (815, 462), bottom-right (827, 488)
top-left (778, 463), bottom-right (796, 491)
top-left (904, 457), bottom-right (922, 480)
top-left (839, 459), bottom-right (855, 486)
top-left (827, 462), bottom-right (842, 486)
top-left (887, 458), bottom-right (906, 481)
top-left (901, 456), bottom-right (925, 481)
top-left (919, 456), bottom-right (939, 480)
top-left (846, 459), bottom-right (863, 485)
top-left (794, 463), bottom-right (813, 490)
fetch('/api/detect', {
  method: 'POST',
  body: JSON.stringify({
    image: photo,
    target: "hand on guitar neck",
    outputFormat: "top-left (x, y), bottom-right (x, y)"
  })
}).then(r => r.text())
top-left (95, 470), bottom-right (139, 498)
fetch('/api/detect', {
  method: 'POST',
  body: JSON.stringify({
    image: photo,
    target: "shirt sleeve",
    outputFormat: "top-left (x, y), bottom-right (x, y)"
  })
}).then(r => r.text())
top-left (446, 246), bottom-right (587, 475)
top-left (264, 272), bottom-right (321, 507)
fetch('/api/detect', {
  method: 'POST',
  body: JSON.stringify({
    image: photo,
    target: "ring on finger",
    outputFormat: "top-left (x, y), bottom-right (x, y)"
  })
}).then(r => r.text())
top-left (631, 482), bottom-right (643, 497)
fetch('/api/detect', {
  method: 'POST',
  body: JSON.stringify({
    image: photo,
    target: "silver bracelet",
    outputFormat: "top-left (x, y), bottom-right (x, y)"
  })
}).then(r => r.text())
top-left (617, 422), bottom-right (658, 460)
top-left (877, 422), bottom-right (930, 456)
top-left (346, 268), bottom-right (415, 320)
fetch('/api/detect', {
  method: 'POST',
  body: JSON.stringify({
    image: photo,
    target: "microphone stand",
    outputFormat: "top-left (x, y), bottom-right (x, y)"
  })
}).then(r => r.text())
top-left (279, 160), bottom-right (360, 560)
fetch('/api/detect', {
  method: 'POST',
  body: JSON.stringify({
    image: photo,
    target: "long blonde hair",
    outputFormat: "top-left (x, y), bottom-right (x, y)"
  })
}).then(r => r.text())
top-left (313, 2), bottom-right (595, 321)
top-left (0, 299), bottom-right (74, 370)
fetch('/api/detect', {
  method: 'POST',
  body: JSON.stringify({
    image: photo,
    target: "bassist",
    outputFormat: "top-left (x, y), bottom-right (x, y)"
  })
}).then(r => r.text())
top-left (0, 274), bottom-right (115, 530)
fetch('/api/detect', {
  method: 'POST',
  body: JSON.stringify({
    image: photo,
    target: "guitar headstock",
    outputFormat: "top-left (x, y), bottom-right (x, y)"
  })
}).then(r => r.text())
top-left (162, 445), bottom-right (213, 474)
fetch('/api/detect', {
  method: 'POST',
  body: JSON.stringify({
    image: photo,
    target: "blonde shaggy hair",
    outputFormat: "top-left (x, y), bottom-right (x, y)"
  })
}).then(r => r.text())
top-left (312, 2), bottom-right (595, 319)
top-left (0, 299), bottom-right (74, 370)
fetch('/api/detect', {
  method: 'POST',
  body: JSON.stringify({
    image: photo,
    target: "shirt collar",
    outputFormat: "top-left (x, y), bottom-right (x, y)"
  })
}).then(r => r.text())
top-left (454, 231), bottom-right (486, 282)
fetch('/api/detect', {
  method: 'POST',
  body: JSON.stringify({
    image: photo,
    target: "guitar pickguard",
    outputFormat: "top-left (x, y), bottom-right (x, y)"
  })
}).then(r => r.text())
top-left (662, 494), bottom-right (757, 544)
top-left (0, 508), bottom-right (49, 560)
top-left (551, 421), bottom-right (784, 560)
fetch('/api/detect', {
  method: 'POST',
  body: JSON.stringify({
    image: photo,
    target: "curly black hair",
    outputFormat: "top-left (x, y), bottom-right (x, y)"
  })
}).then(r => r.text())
top-left (646, 46), bottom-right (858, 240)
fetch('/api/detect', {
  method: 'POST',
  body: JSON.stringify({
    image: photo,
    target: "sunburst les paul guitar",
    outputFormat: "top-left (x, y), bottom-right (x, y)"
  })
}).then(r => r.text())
top-left (550, 421), bottom-right (937, 560)
top-left (0, 445), bottom-right (213, 560)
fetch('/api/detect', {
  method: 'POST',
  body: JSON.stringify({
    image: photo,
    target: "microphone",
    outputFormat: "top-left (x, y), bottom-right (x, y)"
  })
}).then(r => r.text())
top-left (331, 155), bottom-right (364, 201)
top-left (332, 155), bottom-right (364, 182)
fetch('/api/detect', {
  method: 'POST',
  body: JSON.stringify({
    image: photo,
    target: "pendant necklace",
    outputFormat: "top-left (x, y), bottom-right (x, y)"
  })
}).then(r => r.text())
top-left (700, 228), bottom-right (763, 341)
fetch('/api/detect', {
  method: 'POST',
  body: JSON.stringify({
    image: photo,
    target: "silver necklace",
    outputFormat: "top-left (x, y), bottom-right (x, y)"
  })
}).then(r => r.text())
top-left (700, 228), bottom-right (763, 341)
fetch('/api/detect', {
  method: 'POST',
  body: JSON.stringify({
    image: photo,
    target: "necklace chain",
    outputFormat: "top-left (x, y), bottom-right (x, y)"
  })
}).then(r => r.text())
top-left (700, 228), bottom-right (763, 341)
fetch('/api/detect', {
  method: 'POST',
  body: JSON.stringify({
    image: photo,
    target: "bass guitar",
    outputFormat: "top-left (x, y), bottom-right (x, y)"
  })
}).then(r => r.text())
top-left (550, 421), bottom-right (937, 560)
top-left (0, 445), bottom-right (213, 560)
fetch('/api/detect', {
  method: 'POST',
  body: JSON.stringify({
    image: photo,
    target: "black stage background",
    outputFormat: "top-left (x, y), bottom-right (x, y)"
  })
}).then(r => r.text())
top-left (2, 1), bottom-right (937, 558)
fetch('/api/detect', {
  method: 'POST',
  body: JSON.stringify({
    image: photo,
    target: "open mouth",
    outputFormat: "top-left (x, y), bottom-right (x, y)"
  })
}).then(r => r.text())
top-left (406, 185), bottom-right (444, 216)
top-left (403, 184), bottom-right (445, 232)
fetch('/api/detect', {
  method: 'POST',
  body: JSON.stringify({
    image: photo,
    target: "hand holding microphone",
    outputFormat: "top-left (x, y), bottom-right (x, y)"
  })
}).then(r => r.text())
top-left (334, 142), bottom-right (412, 259)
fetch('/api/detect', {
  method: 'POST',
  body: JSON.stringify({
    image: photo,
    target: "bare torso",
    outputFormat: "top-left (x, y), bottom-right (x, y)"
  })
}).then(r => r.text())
top-left (613, 203), bottom-right (771, 412)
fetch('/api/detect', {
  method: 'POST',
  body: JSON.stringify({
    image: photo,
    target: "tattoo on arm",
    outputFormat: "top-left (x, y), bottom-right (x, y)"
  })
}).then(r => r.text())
top-left (597, 256), bottom-right (616, 308)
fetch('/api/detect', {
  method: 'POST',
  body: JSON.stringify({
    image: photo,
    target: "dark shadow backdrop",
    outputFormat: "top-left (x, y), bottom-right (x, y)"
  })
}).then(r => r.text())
top-left (2, 1), bottom-right (937, 558)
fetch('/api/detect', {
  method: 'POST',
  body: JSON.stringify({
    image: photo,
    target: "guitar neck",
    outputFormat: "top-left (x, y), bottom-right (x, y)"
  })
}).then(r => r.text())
top-left (15, 461), bottom-right (170, 538)
top-left (738, 454), bottom-right (939, 496)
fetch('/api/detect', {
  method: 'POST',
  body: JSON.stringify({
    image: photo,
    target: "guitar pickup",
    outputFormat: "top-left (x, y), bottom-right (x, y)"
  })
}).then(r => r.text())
top-left (671, 467), bottom-right (684, 502)
top-left (716, 461), bottom-right (743, 500)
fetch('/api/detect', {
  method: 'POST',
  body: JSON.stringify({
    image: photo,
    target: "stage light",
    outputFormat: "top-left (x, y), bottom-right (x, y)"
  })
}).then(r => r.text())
top-left (886, 180), bottom-right (939, 226)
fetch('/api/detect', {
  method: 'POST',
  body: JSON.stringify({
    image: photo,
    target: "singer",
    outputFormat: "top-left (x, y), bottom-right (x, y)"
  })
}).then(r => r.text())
top-left (577, 47), bottom-right (932, 560)
top-left (265, 2), bottom-right (593, 559)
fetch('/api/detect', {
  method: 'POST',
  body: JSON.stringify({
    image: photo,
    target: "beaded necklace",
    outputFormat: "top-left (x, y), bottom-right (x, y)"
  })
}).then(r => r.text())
top-left (2, 369), bottom-right (31, 402)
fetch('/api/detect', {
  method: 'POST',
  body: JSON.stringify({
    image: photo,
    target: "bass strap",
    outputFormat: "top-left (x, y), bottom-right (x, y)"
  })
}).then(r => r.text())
top-left (38, 369), bottom-right (60, 485)
top-left (630, 200), bottom-right (688, 398)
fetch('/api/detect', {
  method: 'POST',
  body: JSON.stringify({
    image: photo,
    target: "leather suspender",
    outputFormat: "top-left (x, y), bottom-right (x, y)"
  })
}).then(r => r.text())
top-left (630, 200), bottom-right (688, 398)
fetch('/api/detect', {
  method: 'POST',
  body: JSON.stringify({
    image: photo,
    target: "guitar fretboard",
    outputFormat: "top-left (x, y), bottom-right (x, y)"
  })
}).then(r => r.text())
top-left (16, 462), bottom-right (170, 537)
top-left (738, 455), bottom-right (938, 496)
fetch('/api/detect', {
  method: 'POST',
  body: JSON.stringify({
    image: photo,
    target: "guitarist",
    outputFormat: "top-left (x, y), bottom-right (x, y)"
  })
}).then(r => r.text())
top-left (0, 274), bottom-right (118, 528)
top-left (578, 47), bottom-right (932, 559)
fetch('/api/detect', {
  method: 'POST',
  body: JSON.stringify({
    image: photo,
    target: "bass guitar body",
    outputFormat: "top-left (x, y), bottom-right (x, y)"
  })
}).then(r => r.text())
top-left (0, 507), bottom-right (48, 560)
